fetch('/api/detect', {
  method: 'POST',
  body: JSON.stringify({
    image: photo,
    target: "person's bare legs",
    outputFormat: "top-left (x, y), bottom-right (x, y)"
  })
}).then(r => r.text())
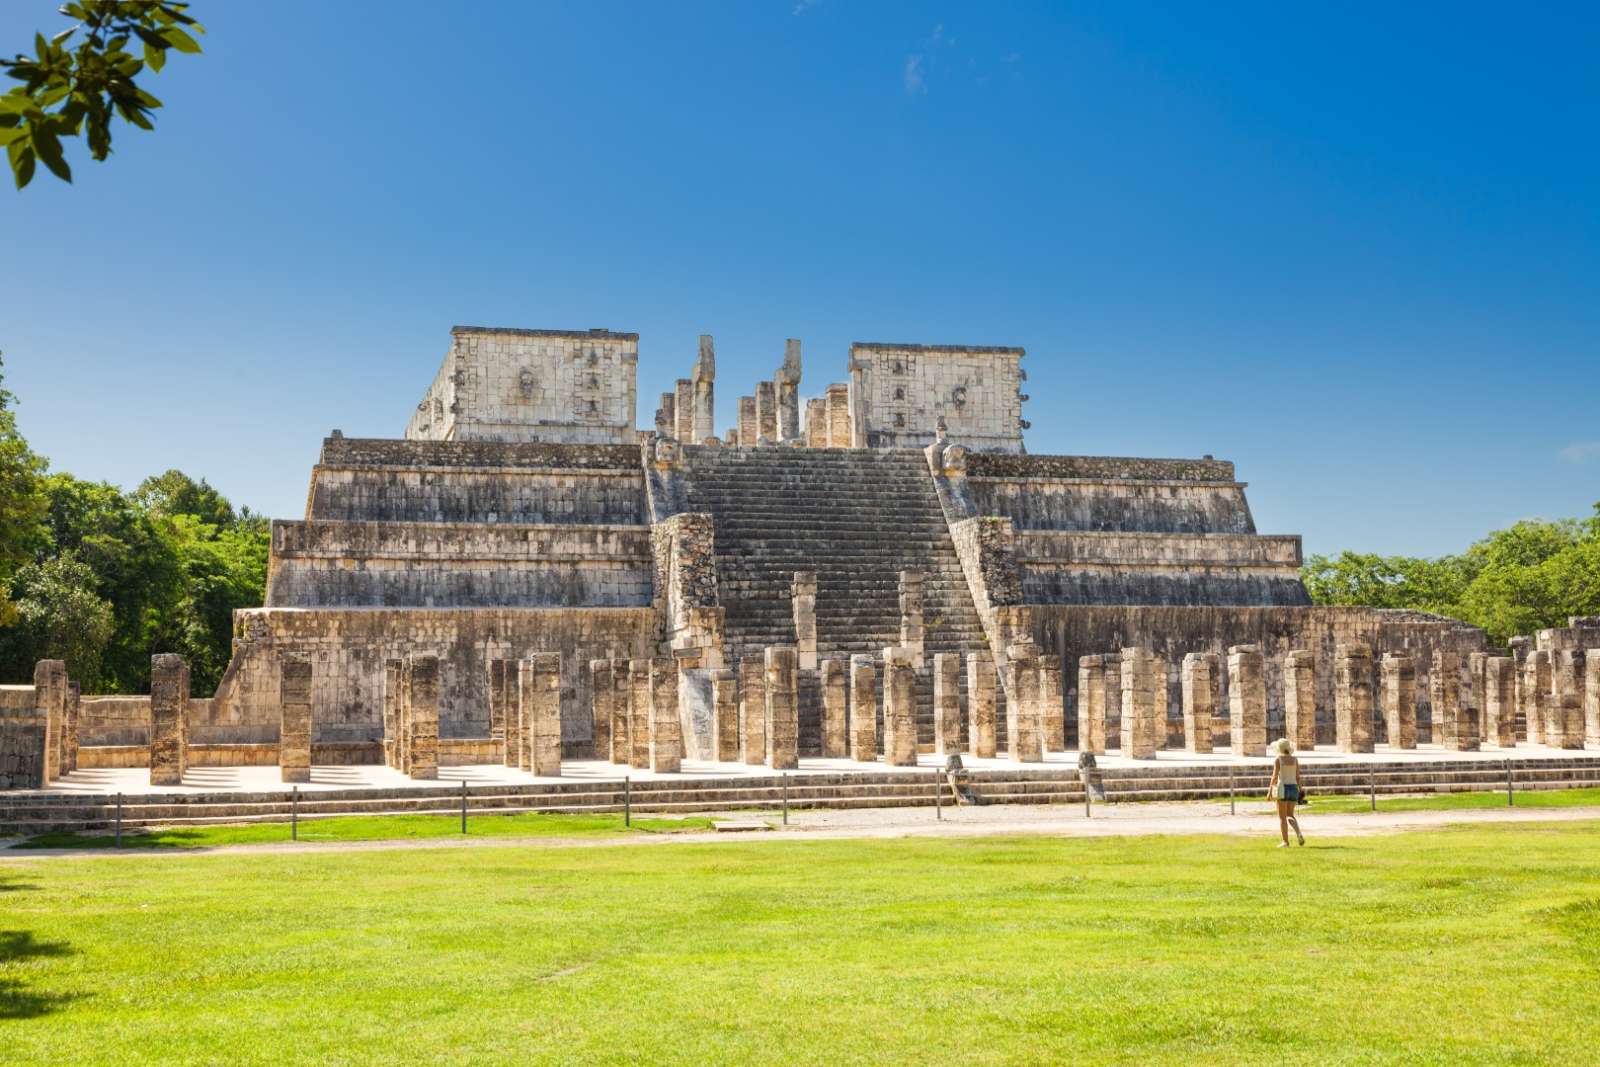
top-left (1286, 805), bottom-right (1304, 845)
top-left (1277, 801), bottom-right (1292, 846)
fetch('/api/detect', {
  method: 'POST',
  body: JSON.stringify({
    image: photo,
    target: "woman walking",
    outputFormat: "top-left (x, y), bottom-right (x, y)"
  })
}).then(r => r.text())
top-left (1267, 737), bottom-right (1305, 847)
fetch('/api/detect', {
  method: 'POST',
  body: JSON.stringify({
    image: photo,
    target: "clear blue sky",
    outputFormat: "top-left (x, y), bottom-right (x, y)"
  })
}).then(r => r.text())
top-left (2, 1), bottom-right (1596, 556)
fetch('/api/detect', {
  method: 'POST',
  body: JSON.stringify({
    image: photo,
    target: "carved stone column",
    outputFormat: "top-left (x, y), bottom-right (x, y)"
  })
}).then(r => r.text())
top-left (1038, 654), bottom-right (1065, 752)
top-left (711, 668), bottom-right (740, 762)
top-left (1226, 644), bottom-right (1266, 758)
top-left (279, 654), bottom-right (312, 784)
top-left (1121, 647), bottom-right (1164, 760)
top-left (149, 654), bottom-right (189, 786)
top-left (588, 660), bottom-right (612, 762)
top-left (882, 646), bottom-right (918, 767)
top-left (628, 659), bottom-right (652, 770)
top-left (673, 377), bottom-right (695, 442)
top-left (739, 656), bottom-right (767, 765)
top-left (755, 381), bottom-right (778, 441)
top-left (383, 658), bottom-right (402, 769)
top-left (692, 335), bottom-right (716, 444)
top-left (967, 651), bottom-right (997, 758)
top-left (1485, 656), bottom-right (1517, 747)
top-left (649, 656), bottom-right (681, 773)
top-left (1524, 650), bottom-right (1548, 745)
top-left (1552, 650), bottom-right (1586, 750)
top-left (1005, 641), bottom-right (1043, 763)
top-left (826, 383), bottom-right (852, 447)
top-left (1431, 650), bottom-right (1474, 750)
top-left (1182, 652), bottom-right (1219, 754)
top-left (933, 653), bottom-right (962, 756)
top-left (764, 646), bottom-right (799, 770)
top-left (737, 396), bottom-right (757, 447)
top-left (1076, 655), bottom-right (1106, 756)
top-left (32, 659), bottom-right (66, 787)
top-left (850, 654), bottom-right (878, 762)
top-left (407, 655), bottom-right (440, 780)
top-left (821, 658), bottom-right (848, 758)
top-left (1586, 649), bottom-right (1600, 750)
top-left (609, 658), bottom-right (630, 764)
top-left (1334, 643), bottom-right (1375, 754)
top-left (1380, 653), bottom-right (1416, 749)
top-left (792, 571), bottom-right (818, 670)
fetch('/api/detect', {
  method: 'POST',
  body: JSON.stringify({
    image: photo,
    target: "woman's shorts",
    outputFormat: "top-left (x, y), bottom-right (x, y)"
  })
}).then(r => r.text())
top-left (1277, 783), bottom-right (1300, 802)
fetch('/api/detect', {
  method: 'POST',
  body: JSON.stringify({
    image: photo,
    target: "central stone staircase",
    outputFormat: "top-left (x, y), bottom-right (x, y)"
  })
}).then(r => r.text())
top-left (681, 446), bottom-right (991, 747)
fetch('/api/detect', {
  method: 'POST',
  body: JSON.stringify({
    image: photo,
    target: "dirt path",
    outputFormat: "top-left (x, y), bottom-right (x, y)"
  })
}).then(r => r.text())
top-left (4, 801), bottom-right (1598, 862)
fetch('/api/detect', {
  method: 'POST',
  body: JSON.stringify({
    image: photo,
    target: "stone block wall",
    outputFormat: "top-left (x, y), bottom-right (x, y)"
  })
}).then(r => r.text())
top-left (848, 342), bottom-right (1025, 452)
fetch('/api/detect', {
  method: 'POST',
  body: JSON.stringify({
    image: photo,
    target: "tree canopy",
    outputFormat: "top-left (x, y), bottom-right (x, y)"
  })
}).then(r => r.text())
top-left (1302, 506), bottom-right (1600, 645)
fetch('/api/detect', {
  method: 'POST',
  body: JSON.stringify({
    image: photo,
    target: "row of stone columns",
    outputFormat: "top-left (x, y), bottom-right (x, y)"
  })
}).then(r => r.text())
top-left (585, 657), bottom-right (686, 774)
top-left (380, 655), bottom-right (440, 780)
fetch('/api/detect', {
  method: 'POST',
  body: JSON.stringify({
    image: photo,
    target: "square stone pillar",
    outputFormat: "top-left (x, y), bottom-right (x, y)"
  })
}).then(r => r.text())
top-left (821, 658), bottom-right (848, 758)
top-left (967, 652), bottom-right (997, 758)
top-left (279, 654), bottom-right (313, 783)
top-left (383, 658), bottom-right (403, 768)
top-left (755, 381), bottom-right (778, 441)
top-left (711, 668), bottom-right (740, 762)
top-left (407, 655), bottom-right (440, 780)
top-left (589, 660), bottom-right (612, 761)
top-left (487, 659), bottom-right (508, 762)
top-left (1226, 645), bottom-right (1266, 758)
top-left (764, 646), bottom-right (799, 770)
top-left (805, 398), bottom-right (828, 447)
top-left (850, 654), bottom-right (879, 762)
top-left (1121, 647), bottom-right (1164, 760)
top-left (1485, 657), bottom-right (1517, 747)
top-left (628, 659), bottom-right (652, 770)
top-left (1552, 650), bottom-right (1586, 750)
top-left (1467, 652), bottom-right (1489, 743)
top-left (1380, 653), bottom-right (1417, 749)
top-left (609, 658), bottom-right (631, 764)
top-left (673, 378), bottom-right (695, 442)
top-left (882, 646), bottom-right (919, 766)
top-left (933, 653), bottom-right (962, 755)
top-left (648, 656), bottom-right (682, 773)
top-left (0, 700), bottom-right (49, 789)
top-left (1280, 651), bottom-right (1315, 752)
top-left (1523, 651), bottom-right (1548, 745)
top-left (737, 396), bottom-right (757, 446)
top-left (826, 382), bottom-right (852, 447)
top-left (1586, 649), bottom-right (1600, 750)
top-left (1005, 642), bottom-right (1043, 763)
top-left (1431, 651), bottom-right (1475, 750)
top-left (898, 570), bottom-right (925, 668)
top-left (1038, 654), bottom-right (1065, 752)
top-left (1076, 655), bottom-right (1106, 756)
top-left (791, 572), bottom-right (818, 670)
top-left (32, 660), bottom-right (66, 786)
top-left (64, 681), bottom-right (80, 774)
top-left (397, 660), bottom-right (413, 774)
top-left (1101, 653), bottom-right (1122, 750)
top-left (777, 339), bottom-right (802, 441)
top-left (693, 336), bottom-right (716, 444)
top-left (739, 656), bottom-right (767, 765)
top-left (1181, 652), bottom-right (1219, 754)
top-left (149, 653), bottom-right (190, 786)
top-left (655, 392), bottom-right (675, 438)
top-left (1334, 643), bottom-right (1375, 754)
top-left (521, 653), bottom-right (561, 776)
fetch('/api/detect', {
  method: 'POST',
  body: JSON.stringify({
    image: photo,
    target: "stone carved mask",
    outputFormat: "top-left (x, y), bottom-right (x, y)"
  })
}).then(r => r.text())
top-left (518, 368), bottom-right (537, 398)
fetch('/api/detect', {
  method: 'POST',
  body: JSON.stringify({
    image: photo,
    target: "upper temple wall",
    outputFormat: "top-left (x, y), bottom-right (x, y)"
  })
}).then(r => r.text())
top-left (405, 327), bottom-right (639, 445)
top-left (849, 342), bottom-right (1025, 452)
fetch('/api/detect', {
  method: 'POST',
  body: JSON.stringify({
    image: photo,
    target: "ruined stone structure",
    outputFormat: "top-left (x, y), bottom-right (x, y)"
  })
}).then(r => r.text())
top-left (14, 322), bottom-right (1544, 790)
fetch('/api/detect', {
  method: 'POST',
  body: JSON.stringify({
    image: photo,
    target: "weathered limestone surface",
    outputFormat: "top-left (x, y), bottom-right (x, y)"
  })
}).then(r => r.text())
top-left (648, 657), bottom-right (681, 774)
top-left (1281, 650), bottom-right (1316, 751)
top-left (1551, 650), bottom-right (1585, 750)
top-left (149, 654), bottom-right (190, 786)
top-left (850, 655), bottom-right (879, 762)
top-left (848, 342), bottom-right (1025, 452)
top-left (1226, 645), bottom-right (1266, 758)
top-left (1431, 651), bottom-right (1474, 750)
top-left (792, 571), bottom-right (818, 670)
top-left (737, 396), bottom-right (757, 447)
top-left (1466, 651), bottom-right (1488, 745)
top-left (899, 570), bottom-right (925, 667)
top-left (1038, 654), bottom-right (1064, 752)
top-left (1005, 641), bottom-right (1043, 763)
top-left (1380, 653), bottom-right (1416, 750)
top-left (1485, 656), bottom-right (1517, 747)
top-left (607, 658), bottom-right (630, 762)
top-left (739, 657), bottom-right (767, 765)
top-left (821, 658), bottom-right (848, 758)
top-left (1121, 647), bottom-right (1164, 759)
top-left (628, 659), bottom-right (651, 770)
top-left (933, 653), bottom-right (962, 755)
top-left (805, 398), bottom-right (828, 448)
top-left (776, 339), bottom-right (803, 441)
top-left (1587, 650), bottom-right (1600, 750)
top-left (407, 655), bottom-right (440, 779)
top-left (588, 660), bottom-right (612, 763)
top-left (967, 652), bottom-right (997, 758)
top-left (1524, 651), bottom-right (1549, 745)
top-left (63, 681), bottom-right (80, 775)
top-left (279, 655), bottom-right (312, 783)
top-left (711, 668), bottom-right (739, 762)
top-left (1076, 655), bottom-right (1106, 755)
top-left (882, 647), bottom-right (918, 766)
top-left (825, 383), bottom-right (851, 448)
top-left (0, 680), bottom-right (48, 790)
top-left (1335, 644), bottom-right (1375, 754)
top-left (1180, 652), bottom-right (1218, 753)
top-left (764, 647), bottom-right (799, 770)
top-left (383, 659), bottom-right (403, 768)
top-left (755, 381), bottom-right (778, 442)
top-left (32, 660), bottom-right (66, 787)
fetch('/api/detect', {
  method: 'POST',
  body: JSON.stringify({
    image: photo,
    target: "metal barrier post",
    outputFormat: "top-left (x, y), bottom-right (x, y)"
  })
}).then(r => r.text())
top-left (1506, 759), bottom-right (1514, 807)
top-left (624, 776), bottom-right (631, 827)
top-left (1228, 767), bottom-right (1235, 816)
top-left (115, 792), bottom-right (122, 848)
top-left (782, 773), bottom-right (789, 826)
top-left (1369, 766), bottom-right (1376, 812)
top-left (935, 770), bottom-right (942, 821)
top-left (460, 779), bottom-right (468, 834)
top-left (291, 785), bottom-right (299, 841)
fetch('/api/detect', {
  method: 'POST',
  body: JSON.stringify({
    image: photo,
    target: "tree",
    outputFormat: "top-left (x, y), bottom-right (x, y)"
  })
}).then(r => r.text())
top-left (1, 1), bottom-right (203, 190)
top-left (0, 353), bottom-right (49, 626)
top-left (7, 551), bottom-right (116, 686)
top-left (135, 468), bottom-right (234, 528)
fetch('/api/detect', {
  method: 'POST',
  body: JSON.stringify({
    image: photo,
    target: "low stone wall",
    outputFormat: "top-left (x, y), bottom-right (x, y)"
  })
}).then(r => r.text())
top-left (79, 696), bottom-right (151, 747)
top-left (77, 745), bottom-right (148, 769)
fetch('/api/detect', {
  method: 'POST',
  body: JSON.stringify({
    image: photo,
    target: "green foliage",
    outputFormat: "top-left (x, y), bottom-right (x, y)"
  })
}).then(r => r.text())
top-left (1, 1), bottom-right (203, 190)
top-left (0, 354), bottom-right (49, 626)
top-left (7, 551), bottom-right (115, 686)
top-left (1303, 505), bottom-right (1600, 644)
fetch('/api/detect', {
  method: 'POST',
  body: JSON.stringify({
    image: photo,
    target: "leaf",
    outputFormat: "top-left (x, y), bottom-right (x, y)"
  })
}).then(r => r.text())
top-left (0, 94), bottom-right (31, 114)
top-left (8, 140), bottom-right (35, 189)
top-left (0, 126), bottom-right (23, 147)
top-left (51, 27), bottom-right (77, 46)
top-left (160, 26), bottom-right (202, 54)
top-left (30, 127), bottom-right (70, 182)
top-left (143, 41), bottom-right (165, 72)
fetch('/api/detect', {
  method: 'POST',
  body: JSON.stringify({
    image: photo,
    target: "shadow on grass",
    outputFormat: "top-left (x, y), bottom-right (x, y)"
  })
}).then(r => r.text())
top-left (16, 829), bottom-right (203, 851)
top-left (0, 928), bottom-right (79, 1020)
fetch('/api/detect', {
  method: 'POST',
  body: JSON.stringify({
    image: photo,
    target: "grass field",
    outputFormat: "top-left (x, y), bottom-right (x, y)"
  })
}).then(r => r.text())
top-left (1299, 786), bottom-right (1600, 814)
top-left (4, 821), bottom-right (1600, 1065)
top-left (14, 811), bottom-right (717, 850)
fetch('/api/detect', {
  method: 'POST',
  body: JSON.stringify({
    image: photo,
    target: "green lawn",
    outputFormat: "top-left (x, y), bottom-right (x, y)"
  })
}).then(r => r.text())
top-left (1302, 786), bottom-right (1600, 814)
top-left (4, 823), bottom-right (1600, 1064)
top-left (14, 811), bottom-right (718, 850)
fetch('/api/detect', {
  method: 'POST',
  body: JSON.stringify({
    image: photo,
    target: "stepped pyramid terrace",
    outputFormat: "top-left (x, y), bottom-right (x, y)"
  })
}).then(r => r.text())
top-left (5, 324), bottom-right (1600, 826)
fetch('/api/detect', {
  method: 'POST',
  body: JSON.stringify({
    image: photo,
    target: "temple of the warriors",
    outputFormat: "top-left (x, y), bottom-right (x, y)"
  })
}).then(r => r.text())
top-left (5, 324), bottom-right (1600, 803)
